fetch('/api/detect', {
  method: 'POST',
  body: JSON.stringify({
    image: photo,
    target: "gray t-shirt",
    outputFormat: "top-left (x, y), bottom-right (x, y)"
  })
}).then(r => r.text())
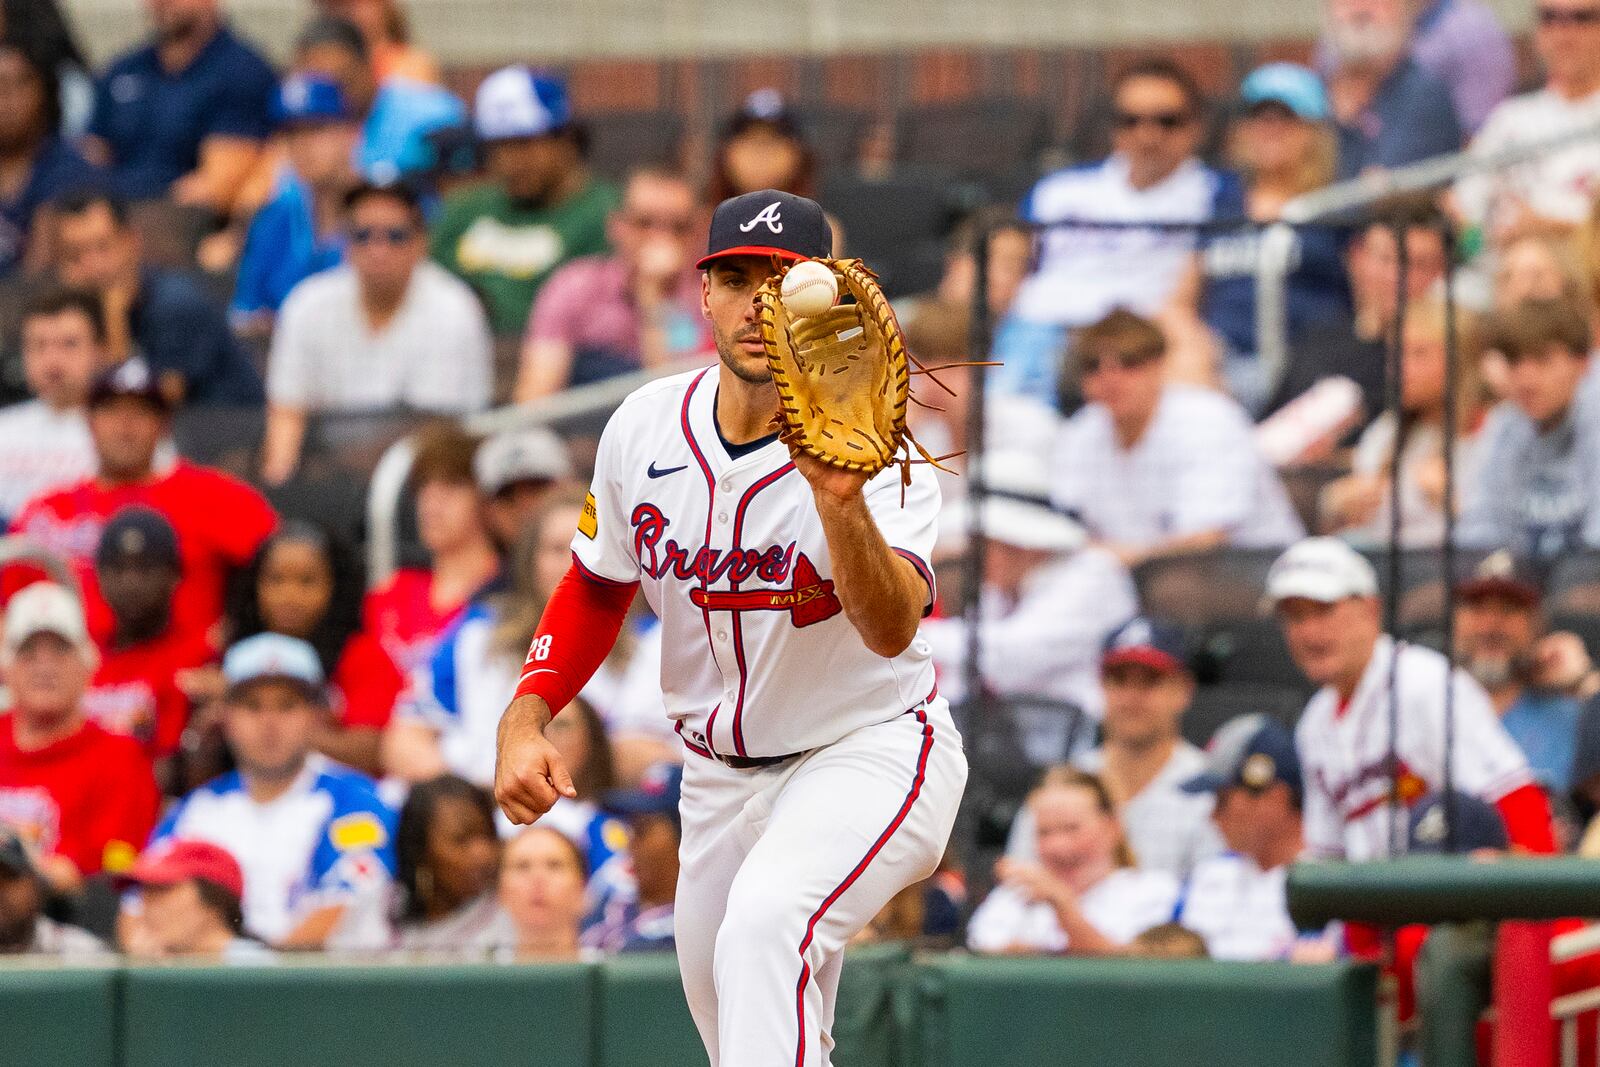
top-left (1460, 398), bottom-right (1600, 560)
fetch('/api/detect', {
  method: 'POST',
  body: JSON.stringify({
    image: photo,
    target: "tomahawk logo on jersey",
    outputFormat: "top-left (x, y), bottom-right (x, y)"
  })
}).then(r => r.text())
top-left (566, 366), bottom-right (940, 759)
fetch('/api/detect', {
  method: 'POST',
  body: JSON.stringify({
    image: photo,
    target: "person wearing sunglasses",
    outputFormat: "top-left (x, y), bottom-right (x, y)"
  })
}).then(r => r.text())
top-left (995, 59), bottom-right (1236, 406)
top-left (1323, 0), bottom-right (1463, 178)
top-left (515, 165), bottom-right (710, 401)
top-left (261, 180), bottom-right (492, 486)
top-left (1456, 0), bottom-right (1600, 250)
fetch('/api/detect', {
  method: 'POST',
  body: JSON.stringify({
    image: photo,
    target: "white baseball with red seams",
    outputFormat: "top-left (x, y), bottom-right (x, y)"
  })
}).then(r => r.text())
top-left (779, 260), bottom-right (839, 318)
top-left (573, 366), bottom-right (967, 1066)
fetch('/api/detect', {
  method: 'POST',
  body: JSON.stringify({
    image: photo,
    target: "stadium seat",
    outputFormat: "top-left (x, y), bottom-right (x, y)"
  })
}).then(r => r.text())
top-left (893, 97), bottom-right (1049, 201)
top-left (582, 109), bottom-right (686, 181)
top-left (170, 404), bottom-right (266, 479)
top-left (1192, 616), bottom-right (1310, 690)
top-left (1545, 551), bottom-right (1600, 617)
top-left (1134, 547), bottom-right (1282, 628)
top-left (261, 474), bottom-right (368, 550)
top-left (797, 105), bottom-right (872, 174)
top-left (1183, 681), bottom-right (1311, 747)
top-left (819, 167), bottom-right (955, 298)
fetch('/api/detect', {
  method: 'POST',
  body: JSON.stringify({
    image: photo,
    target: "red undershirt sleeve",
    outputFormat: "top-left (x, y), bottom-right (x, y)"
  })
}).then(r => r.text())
top-left (511, 557), bottom-right (638, 715)
top-left (1495, 783), bottom-right (1557, 854)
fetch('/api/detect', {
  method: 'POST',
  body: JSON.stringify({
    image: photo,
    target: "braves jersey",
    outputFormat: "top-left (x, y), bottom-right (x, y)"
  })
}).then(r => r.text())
top-left (566, 367), bottom-right (940, 758)
top-left (153, 756), bottom-right (397, 947)
top-left (1296, 636), bottom-right (1532, 861)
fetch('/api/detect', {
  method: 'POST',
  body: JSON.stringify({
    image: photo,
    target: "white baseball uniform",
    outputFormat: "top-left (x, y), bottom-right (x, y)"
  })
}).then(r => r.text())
top-left (572, 367), bottom-right (968, 1067)
top-left (1295, 635), bottom-right (1532, 861)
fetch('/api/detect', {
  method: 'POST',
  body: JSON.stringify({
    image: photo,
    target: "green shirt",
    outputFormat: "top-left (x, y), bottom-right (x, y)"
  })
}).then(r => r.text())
top-left (430, 176), bottom-right (619, 336)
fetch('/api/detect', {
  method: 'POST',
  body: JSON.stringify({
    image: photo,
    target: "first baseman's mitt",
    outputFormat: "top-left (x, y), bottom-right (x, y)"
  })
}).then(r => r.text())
top-left (758, 257), bottom-right (951, 486)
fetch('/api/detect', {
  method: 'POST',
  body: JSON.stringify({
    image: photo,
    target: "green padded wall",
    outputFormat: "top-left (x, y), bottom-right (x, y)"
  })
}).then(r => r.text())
top-left (119, 961), bottom-right (592, 1067)
top-left (913, 957), bottom-right (1379, 1067)
top-left (0, 963), bottom-right (117, 1067)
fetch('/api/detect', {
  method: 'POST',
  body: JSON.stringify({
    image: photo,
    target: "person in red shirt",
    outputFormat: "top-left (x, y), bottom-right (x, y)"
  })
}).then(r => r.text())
top-left (84, 507), bottom-right (216, 788)
top-left (0, 582), bottom-right (159, 891)
top-left (9, 357), bottom-right (278, 644)
top-left (362, 422), bottom-right (499, 677)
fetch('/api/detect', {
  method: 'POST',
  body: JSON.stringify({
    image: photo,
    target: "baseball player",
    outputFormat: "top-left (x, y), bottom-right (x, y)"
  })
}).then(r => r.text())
top-left (495, 189), bottom-right (968, 1066)
top-left (1267, 537), bottom-right (1555, 860)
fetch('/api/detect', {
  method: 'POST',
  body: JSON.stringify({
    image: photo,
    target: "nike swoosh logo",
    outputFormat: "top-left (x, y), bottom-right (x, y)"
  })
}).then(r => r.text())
top-left (647, 462), bottom-right (688, 479)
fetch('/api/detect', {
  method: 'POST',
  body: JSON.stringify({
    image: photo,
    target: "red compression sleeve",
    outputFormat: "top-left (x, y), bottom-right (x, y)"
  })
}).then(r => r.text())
top-left (1495, 783), bottom-right (1557, 854)
top-left (512, 558), bottom-right (637, 714)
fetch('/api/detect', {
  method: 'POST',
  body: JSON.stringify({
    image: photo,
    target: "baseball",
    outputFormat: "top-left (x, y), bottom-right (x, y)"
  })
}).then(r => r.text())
top-left (780, 261), bottom-right (838, 318)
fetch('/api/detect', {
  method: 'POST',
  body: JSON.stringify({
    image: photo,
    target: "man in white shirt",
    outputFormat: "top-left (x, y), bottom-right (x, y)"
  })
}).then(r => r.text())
top-left (1051, 309), bottom-right (1304, 568)
top-left (262, 180), bottom-right (493, 485)
top-left (1177, 714), bottom-right (1318, 961)
top-left (1455, 0), bottom-right (1600, 245)
top-left (0, 290), bottom-right (103, 521)
top-left (994, 59), bottom-right (1239, 403)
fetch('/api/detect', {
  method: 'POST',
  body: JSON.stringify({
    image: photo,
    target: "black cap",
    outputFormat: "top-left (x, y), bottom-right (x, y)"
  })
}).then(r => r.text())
top-left (697, 189), bottom-right (830, 270)
top-left (87, 357), bottom-right (170, 412)
top-left (1407, 791), bottom-right (1509, 854)
top-left (96, 506), bottom-right (180, 569)
top-left (722, 88), bottom-right (803, 140)
top-left (1456, 549), bottom-right (1543, 609)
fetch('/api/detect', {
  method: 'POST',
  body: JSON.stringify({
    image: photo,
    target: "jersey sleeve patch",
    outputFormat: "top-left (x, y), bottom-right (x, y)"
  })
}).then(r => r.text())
top-left (329, 811), bottom-right (388, 853)
top-left (579, 491), bottom-right (599, 539)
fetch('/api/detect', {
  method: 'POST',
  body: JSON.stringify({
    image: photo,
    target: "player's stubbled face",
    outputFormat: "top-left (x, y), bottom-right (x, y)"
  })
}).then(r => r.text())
top-left (703, 257), bottom-right (780, 385)
top-left (1277, 596), bottom-right (1381, 687)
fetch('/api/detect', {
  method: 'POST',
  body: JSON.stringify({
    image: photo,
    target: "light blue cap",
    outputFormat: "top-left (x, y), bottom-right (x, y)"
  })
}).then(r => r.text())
top-left (1240, 62), bottom-right (1329, 122)
top-left (223, 633), bottom-right (325, 692)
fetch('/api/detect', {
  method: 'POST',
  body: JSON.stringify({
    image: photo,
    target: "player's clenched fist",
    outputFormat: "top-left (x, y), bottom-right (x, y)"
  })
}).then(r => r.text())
top-left (495, 694), bottom-right (578, 824)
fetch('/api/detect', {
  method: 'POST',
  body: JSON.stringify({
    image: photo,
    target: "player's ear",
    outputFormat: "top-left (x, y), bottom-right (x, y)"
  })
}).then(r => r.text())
top-left (700, 271), bottom-right (712, 321)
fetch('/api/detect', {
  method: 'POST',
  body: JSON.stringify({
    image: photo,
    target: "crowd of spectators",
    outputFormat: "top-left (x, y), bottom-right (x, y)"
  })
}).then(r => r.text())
top-left (0, 0), bottom-right (1599, 1025)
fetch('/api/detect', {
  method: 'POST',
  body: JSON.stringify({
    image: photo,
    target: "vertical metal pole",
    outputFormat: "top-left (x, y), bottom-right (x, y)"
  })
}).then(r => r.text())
top-left (1440, 225), bottom-right (1460, 854)
top-left (961, 220), bottom-right (993, 749)
top-left (1386, 221), bottom-right (1409, 859)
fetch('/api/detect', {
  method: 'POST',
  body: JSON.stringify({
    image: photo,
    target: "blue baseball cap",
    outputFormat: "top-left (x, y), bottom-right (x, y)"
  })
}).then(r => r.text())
top-left (1183, 714), bottom-right (1303, 804)
top-left (1407, 791), bottom-right (1509, 854)
top-left (474, 66), bottom-right (572, 142)
top-left (1101, 616), bottom-right (1189, 675)
top-left (602, 762), bottom-right (682, 821)
top-left (223, 633), bottom-right (325, 696)
top-left (1240, 63), bottom-right (1329, 123)
top-left (273, 73), bottom-right (351, 126)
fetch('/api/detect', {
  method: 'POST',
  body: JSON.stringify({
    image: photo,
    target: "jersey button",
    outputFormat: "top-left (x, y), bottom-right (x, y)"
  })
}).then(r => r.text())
top-left (720, 478), bottom-right (732, 491)
top-left (716, 629), bottom-right (728, 641)
top-left (717, 511), bottom-right (729, 524)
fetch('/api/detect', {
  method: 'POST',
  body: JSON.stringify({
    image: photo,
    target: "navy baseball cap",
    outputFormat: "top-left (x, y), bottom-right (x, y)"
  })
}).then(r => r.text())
top-left (273, 73), bottom-right (351, 126)
top-left (1407, 791), bottom-right (1509, 854)
top-left (1183, 714), bottom-right (1303, 804)
top-left (697, 189), bottom-right (831, 270)
top-left (1101, 616), bottom-right (1189, 675)
top-left (602, 762), bottom-right (683, 821)
top-left (96, 506), bottom-right (179, 569)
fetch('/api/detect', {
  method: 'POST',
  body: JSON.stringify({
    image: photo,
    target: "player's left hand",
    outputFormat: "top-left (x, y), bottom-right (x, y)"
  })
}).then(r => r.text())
top-left (789, 445), bottom-right (870, 503)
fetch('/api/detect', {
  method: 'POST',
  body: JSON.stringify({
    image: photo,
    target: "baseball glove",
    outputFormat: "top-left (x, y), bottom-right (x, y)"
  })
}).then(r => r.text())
top-left (758, 257), bottom-right (949, 485)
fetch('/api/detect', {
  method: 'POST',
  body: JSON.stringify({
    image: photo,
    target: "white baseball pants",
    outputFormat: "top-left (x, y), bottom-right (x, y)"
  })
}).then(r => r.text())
top-left (674, 696), bottom-right (967, 1067)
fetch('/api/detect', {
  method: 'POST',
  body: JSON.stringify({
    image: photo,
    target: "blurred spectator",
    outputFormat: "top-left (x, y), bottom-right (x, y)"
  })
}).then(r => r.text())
top-left (997, 60), bottom-right (1236, 403)
top-left (0, 38), bottom-right (100, 277)
top-left (120, 838), bottom-right (272, 961)
top-left (1494, 233), bottom-right (1589, 312)
top-left (1315, 0), bottom-right (1516, 133)
top-left (228, 74), bottom-right (360, 332)
top-left (1456, 0), bottom-right (1600, 247)
top-left (1408, 789), bottom-right (1510, 853)
top-left (1163, 64), bottom-right (1350, 409)
top-left (0, 0), bottom-right (94, 137)
top-left (0, 289), bottom-right (102, 521)
top-left (1261, 208), bottom-right (1450, 437)
top-left (261, 180), bottom-right (492, 485)
top-left (362, 422), bottom-right (499, 677)
top-left (1269, 537), bottom-right (1552, 858)
top-left (1323, 0), bottom-right (1463, 177)
top-left (1455, 551), bottom-right (1595, 791)
top-left (313, 0), bottom-right (440, 85)
top-left (968, 769), bottom-right (1180, 955)
top-left (708, 89), bottom-right (817, 204)
top-left (0, 582), bottom-right (159, 890)
top-left (51, 190), bottom-right (264, 404)
top-left (475, 427), bottom-right (573, 551)
top-left (224, 524), bottom-right (405, 774)
top-left (84, 508), bottom-right (215, 782)
top-left (391, 775), bottom-right (503, 951)
top-left (291, 16), bottom-right (463, 186)
top-left (582, 763), bottom-right (680, 955)
top-left (1176, 715), bottom-right (1311, 961)
top-left (1127, 922), bottom-right (1210, 959)
top-left (431, 67), bottom-right (617, 336)
top-left (1460, 298), bottom-right (1600, 559)
top-left (516, 166), bottom-right (709, 401)
top-left (900, 210), bottom-right (1034, 331)
top-left (921, 450), bottom-right (1136, 718)
top-left (1007, 618), bottom-right (1224, 878)
top-left (493, 825), bottom-right (589, 960)
top-left (0, 824), bottom-right (104, 956)
top-left (1049, 310), bottom-right (1303, 568)
top-left (1319, 297), bottom-right (1486, 546)
top-left (152, 633), bottom-right (396, 949)
top-left (11, 357), bottom-right (277, 645)
top-left (82, 0), bottom-right (275, 209)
